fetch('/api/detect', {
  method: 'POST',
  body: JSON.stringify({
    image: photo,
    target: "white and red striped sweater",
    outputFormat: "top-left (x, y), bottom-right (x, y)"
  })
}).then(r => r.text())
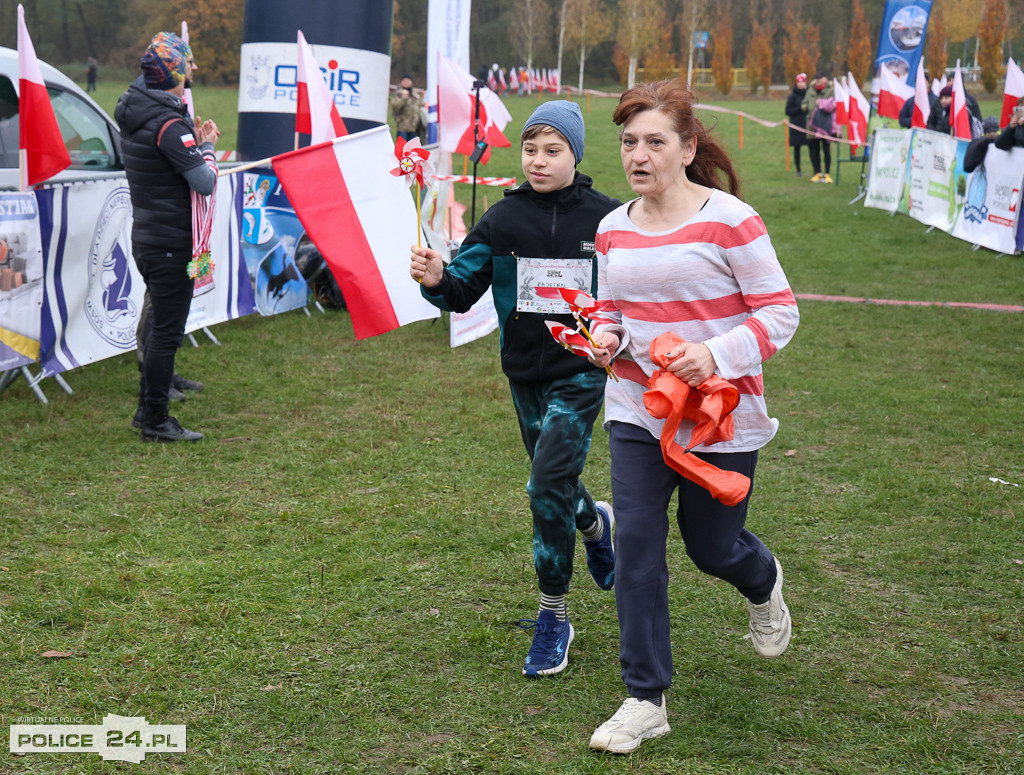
top-left (594, 189), bottom-right (799, 453)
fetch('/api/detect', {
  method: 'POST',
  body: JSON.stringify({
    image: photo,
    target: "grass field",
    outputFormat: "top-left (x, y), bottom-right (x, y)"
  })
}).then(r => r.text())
top-left (1, 82), bottom-right (1022, 773)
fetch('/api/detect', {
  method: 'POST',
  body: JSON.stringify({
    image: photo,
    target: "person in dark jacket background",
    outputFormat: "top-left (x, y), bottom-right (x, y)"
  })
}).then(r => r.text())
top-left (410, 101), bottom-right (619, 680)
top-left (785, 73), bottom-right (808, 176)
top-left (114, 32), bottom-right (219, 442)
top-left (926, 84), bottom-right (982, 136)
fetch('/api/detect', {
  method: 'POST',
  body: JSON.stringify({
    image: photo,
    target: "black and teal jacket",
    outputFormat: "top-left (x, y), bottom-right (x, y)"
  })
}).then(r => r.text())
top-left (422, 173), bottom-right (618, 382)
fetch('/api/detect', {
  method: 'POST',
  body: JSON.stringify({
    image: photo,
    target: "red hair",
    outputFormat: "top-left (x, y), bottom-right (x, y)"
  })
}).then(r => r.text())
top-left (613, 79), bottom-right (741, 198)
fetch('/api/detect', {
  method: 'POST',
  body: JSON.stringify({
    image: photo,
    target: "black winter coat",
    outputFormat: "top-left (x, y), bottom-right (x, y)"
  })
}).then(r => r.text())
top-left (785, 87), bottom-right (808, 146)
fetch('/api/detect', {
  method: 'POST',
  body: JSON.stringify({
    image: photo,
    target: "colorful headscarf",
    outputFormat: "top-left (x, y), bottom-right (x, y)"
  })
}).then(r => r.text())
top-left (141, 32), bottom-right (192, 91)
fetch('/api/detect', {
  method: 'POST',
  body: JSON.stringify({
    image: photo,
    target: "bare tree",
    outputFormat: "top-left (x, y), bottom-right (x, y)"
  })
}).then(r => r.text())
top-left (565, 0), bottom-right (612, 93)
top-left (513, 0), bottom-right (553, 77)
top-left (556, 0), bottom-right (568, 88)
top-left (680, 0), bottom-right (711, 87)
top-left (617, 0), bottom-right (665, 89)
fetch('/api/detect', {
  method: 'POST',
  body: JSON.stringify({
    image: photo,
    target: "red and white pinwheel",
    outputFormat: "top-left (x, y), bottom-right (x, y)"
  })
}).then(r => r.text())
top-left (390, 136), bottom-right (434, 188)
top-left (533, 286), bottom-right (614, 324)
top-left (544, 321), bottom-right (594, 358)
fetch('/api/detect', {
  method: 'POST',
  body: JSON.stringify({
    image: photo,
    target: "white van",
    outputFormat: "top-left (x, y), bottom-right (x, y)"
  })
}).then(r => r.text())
top-left (0, 46), bottom-right (124, 190)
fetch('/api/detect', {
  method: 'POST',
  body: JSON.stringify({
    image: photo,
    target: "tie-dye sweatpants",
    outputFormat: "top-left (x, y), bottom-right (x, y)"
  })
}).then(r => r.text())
top-left (508, 370), bottom-right (607, 596)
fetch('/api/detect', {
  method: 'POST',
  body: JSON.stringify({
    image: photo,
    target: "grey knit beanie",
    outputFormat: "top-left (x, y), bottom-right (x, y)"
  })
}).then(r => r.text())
top-left (523, 100), bottom-right (585, 165)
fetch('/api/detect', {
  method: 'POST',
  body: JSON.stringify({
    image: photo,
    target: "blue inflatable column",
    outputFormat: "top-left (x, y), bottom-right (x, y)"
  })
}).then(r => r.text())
top-left (236, 0), bottom-right (393, 161)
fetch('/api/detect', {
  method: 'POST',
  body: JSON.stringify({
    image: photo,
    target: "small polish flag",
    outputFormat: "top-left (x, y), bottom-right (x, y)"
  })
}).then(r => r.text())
top-left (911, 61), bottom-right (931, 129)
top-left (17, 3), bottom-right (70, 189)
top-left (180, 133), bottom-right (197, 147)
top-left (295, 30), bottom-right (347, 145)
top-left (1000, 57), bottom-right (1024, 128)
top-left (877, 64), bottom-right (914, 120)
top-left (951, 60), bottom-right (972, 140)
top-left (271, 126), bottom-right (439, 339)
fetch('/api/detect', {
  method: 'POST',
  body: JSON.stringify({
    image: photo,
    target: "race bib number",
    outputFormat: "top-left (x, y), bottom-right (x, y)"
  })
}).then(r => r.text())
top-left (515, 257), bottom-right (592, 313)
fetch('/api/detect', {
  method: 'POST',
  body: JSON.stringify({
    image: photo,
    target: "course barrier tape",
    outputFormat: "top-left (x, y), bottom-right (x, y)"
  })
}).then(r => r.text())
top-left (430, 174), bottom-right (517, 187)
top-left (796, 293), bottom-right (1023, 313)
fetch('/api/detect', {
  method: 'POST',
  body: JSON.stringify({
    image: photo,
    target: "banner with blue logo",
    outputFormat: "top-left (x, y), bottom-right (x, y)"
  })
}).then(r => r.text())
top-left (37, 177), bottom-right (255, 376)
top-left (0, 192), bottom-right (44, 371)
top-left (875, 0), bottom-right (932, 86)
top-left (951, 144), bottom-right (1024, 254)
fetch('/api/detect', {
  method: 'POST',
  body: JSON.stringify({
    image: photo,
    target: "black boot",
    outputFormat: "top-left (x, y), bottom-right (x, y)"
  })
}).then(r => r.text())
top-left (171, 373), bottom-right (204, 393)
top-left (140, 416), bottom-right (204, 443)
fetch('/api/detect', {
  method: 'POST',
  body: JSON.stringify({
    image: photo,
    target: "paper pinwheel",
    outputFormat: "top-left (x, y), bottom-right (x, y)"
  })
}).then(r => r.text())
top-left (544, 321), bottom-right (595, 357)
top-left (391, 136), bottom-right (434, 188)
top-left (533, 286), bottom-right (613, 324)
top-left (536, 286), bottom-right (619, 380)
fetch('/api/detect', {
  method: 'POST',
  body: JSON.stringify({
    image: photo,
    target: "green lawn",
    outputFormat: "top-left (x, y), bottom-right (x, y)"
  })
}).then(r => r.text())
top-left (2, 84), bottom-right (1022, 773)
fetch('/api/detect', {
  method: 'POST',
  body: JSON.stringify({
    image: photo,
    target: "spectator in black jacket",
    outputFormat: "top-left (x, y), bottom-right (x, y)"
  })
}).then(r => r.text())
top-left (926, 84), bottom-right (982, 136)
top-left (114, 32), bottom-right (219, 443)
top-left (785, 73), bottom-right (808, 176)
top-left (994, 96), bottom-right (1024, 151)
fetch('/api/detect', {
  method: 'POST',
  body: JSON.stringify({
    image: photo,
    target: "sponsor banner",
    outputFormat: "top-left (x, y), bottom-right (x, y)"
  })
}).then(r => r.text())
top-left (240, 169), bottom-right (310, 316)
top-left (875, 0), bottom-right (931, 87)
top-left (865, 128), bottom-right (912, 213)
top-left (898, 129), bottom-right (964, 231)
top-left (450, 288), bottom-right (499, 348)
top-left (425, 0), bottom-right (472, 145)
top-left (38, 178), bottom-right (256, 376)
top-left (238, 41), bottom-right (389, 124)
top-left (0, 192), bottom-right (44, 370)
top-left (951, 145), bottom-right (1024, 254)
top-left (186, 173), bottom-right (258, 332)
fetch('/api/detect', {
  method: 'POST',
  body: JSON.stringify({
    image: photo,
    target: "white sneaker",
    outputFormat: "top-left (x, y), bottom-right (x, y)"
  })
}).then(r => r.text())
top-left (589, 696), bottom-right (671, 754)
top-left (747, 557), bottom-right (791, 657)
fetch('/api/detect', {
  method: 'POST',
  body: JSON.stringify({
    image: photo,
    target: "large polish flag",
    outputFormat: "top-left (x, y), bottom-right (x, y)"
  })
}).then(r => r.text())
top-left (271, 126), bottom-right (439, 339)
top-left (951, 60), bottom-right (972, 140)
top-left (17, 4), bottom-right (70, 190)
top-left (436, 52), bottom-right (511, 163)
top-left (877, 64), bottom-right (913, 120)
top-left (911, 60), bottom-right (931, 129)
top-left (296, 30), bottom-right (348, 145)
top-left (846, 72), bottom-right (870, 155)
top-left (1000, 58), bottom-right (1024, 128)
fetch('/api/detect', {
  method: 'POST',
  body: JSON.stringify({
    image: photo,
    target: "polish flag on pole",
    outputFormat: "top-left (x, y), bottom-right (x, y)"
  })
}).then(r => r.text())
top-left (911, 60), bottom-right (931, 129)
top-left (1000, 57), bottom-right (1024, 128)
top-left (271, 126), bottom-right (439, 339)
top-left (877, 64), bottom-right (914, 120)
top-left (834, 75), bottom-right (850, 127)
top-left (295, 30), bottom-right (347, 146)
top-left (17, 4), bottom-right (70, 190)
top-left (846, 71), bottom-right (870, 155)
top-left (951, 60), bottom-right (972, 140)
top-left (436, 52), bottom-right (511, 163)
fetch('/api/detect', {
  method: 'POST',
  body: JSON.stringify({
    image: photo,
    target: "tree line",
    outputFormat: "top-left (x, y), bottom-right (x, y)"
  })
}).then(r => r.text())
top-left (2, 0), bottom-right (1022, 93)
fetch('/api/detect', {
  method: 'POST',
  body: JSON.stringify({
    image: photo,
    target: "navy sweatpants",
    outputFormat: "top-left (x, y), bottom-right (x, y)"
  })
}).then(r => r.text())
top-left (609, 421), bottom-right (777, 699)
top-left (508, 370), bottom-right (606, 596)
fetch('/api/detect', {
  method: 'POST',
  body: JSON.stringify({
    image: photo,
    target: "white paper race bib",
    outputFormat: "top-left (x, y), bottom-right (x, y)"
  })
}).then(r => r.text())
top-left (515, 257), bottom-right (592, 313)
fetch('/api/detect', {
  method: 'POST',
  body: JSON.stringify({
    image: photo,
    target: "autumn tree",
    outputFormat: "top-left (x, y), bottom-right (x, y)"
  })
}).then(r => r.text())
top-left (617, 0), bottom-right (665, 88)
top-left (711, 3), bottom-right (734, 95)
top-left (564, 0), bottom-right (612, 92)
top-left (925, 3), bottom-right (948, 77)
top-left (945, 0), bottom-right (982, 44)
top-left (782, 2), bottom-right (821, 83)
top-left (745, 0), bottom-right (774, 94)
top-left (977, 0), bottom-right (1008, 93)
top-left (846, 0), bottom-right (873, 84)
top-left (513, 0), bottom-right (552, 77)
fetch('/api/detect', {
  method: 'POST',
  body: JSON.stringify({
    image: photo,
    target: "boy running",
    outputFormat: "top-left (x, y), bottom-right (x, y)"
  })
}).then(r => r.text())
top-left (410, 101), bottom-right (618, 677)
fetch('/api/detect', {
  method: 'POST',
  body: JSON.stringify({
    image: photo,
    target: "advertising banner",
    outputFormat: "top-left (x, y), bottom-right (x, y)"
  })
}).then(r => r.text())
top-left (951, 145), bottom-right (1024, 254)
top-left (0, 192), bottom-right (44, 370)
top-left (426, 0), bottom-right (472, 145)
top-left (239, 169), bottom-right (310, 317)
top-left (898, 129), bottom-right (964, 231)
top-left (450, 288), bottom-right (498, 348)
top-left (875, 0), bottom-right (931, 86)
top-left (865, 128), bottom-right (913, 213)
top-left (37, 178), bottom-right (256, 376)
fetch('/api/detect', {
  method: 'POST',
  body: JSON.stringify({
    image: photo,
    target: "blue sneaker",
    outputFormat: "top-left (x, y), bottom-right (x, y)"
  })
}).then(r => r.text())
top-left (584, 501), bottom-right (615, 590)
top-left (518, 610), bottom-right (574, 677)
